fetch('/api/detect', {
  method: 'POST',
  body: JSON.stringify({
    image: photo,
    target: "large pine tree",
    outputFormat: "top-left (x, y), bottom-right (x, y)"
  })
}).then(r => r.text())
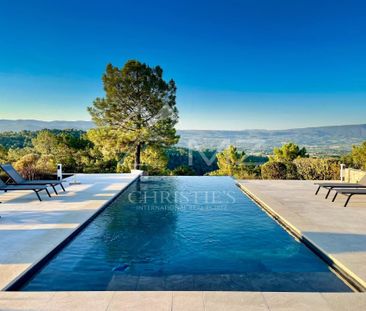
top-left (88, 60), bottom-right (179, 169)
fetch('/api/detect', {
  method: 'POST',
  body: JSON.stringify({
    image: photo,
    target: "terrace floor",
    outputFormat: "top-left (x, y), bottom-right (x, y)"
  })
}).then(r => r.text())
top-left (0, 177), bottom-right (366, 310)
top-left (0, 291), bottom-right (366, 311)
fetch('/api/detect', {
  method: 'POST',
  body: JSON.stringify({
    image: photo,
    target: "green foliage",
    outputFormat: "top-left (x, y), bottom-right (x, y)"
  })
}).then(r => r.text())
top-left (0, 130), bottom-right (231, 177)
top-left (86, 128), bottom-right (127, 161)
top-left (141, 147), bottom-right (168, 175)
top-left (0, 129), bottom-right (348, 180)
top-left (271, 142), bottom-right (308, 162)
top-left (0, 131), bottom-right (35, 149)
top-left (116, 154), bottom-right (134, 173)
top-left (340, 153), bottom-right (353, 168)
top-left (207, 145), bottom-right (262, 179)
top-left (7, 147), bottom-right (34, 163)
top-left (0, 129), bottom-right (86, 149)
top-left (284, 162), bottom-right (299, 179)
top-left (209, 145), bottom-right (245, 176)
top-left (0, 145), bottom-right (7, 163)
top-left (232, 166), bottom-right (261, 179)
top-left (0, 130), bottom-right (116, 175)
top-left (58, 130), bottom-right (91, 150)
top-left (117, 146), bottom-right (168, 175)
top-left (166, 147), bottom-right (218, 175)
top-left (294, 158), bottom-right (340, 180)
top-left (88, 60), bottom-right (179, 169)
top-left (13, 153), bottom-right (57, 180)
top-left (32, 130), bottom-right (59, 155)
top-left (342, 141), bottom-right (366, 170)
top-left (260, 143), bottom-right (311, 180)
top-left (216, 145), bottom-right (246, 175)
top-left (14, 153), bottom-right (40, 180)
top-left (261, 145), bottom-right (339, 180)
top-left (32, 130), bottom-right (76, 171)
top-left (244, 155), bottom-right (269, 165)
top-left (261, 162), bottom-right (287, 179)
top-left (170, 165), bottom-right (196, 176)
top-left (80, 145), bottom-right (118, 173)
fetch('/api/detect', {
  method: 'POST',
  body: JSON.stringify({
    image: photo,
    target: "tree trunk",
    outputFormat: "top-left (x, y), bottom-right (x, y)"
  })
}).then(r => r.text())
top-left (134, 143), bottom-right (141, 170)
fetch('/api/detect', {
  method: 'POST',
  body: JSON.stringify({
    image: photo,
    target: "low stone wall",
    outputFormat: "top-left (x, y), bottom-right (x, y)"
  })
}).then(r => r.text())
top-left (344, 168), bottom-right (366, 183)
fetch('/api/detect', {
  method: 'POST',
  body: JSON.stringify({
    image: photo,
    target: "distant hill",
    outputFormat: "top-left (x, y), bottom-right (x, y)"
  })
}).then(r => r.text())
top-left (0, 119), bottom-right (93, 132)
top-left (0, 120), bottom-right (365, 155)
top-left (177, 124), bottom-right (366, 155)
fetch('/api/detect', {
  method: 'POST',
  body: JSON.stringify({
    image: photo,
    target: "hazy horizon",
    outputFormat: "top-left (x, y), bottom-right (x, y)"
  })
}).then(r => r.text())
top-left (0, 118), bottom-right (365, 132)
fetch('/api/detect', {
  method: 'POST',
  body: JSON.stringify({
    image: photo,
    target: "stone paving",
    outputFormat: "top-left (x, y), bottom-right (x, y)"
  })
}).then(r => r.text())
top-left (0, 291), bottom-right (366, 310)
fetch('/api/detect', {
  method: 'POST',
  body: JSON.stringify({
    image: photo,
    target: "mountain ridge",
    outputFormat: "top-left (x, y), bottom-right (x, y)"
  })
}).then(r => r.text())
top-left (0, 119), bottom-right (365, 133)
top-left (0, 119), bottom-right (93, 131)
top-left (0, 119), bottom-right (365, 154)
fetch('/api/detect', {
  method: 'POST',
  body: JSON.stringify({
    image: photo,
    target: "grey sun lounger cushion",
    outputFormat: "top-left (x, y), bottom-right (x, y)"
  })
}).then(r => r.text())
top-left (314, 182), bottom-right (361, 187)
top-left (0, 178), bottom-right (51, 201)
top-left (314, 175), bottom-right (366, 198)
top-left (332, 188), bottom-right (366, 207)
top-left (0, 163), bottom-right (65, 194)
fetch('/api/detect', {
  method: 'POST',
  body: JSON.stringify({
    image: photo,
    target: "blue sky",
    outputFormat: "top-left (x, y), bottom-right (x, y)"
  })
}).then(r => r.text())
top-left (0, 0), bottom-right (365, 130)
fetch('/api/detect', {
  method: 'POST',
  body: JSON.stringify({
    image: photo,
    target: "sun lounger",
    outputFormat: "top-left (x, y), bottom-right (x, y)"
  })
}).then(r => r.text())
top-left (0, 178), bottom-right (50, 201)
top-left (0, 164), bottom-right (65, 194)
top-left (332, 188), bottom-right (366, 207)
top-left (314, 175), bottom-right (366, 198)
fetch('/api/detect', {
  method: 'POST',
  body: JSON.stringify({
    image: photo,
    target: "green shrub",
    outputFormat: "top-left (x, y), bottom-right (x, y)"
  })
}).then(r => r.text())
top-left (117, 146), bottom-right (168, 175)
top-left (0, 145), bottom-right (7, 163)
top-left (14, 153), bottom-right (58, 180)
top-left (213, 145), bottom-right (246, 176)
top-left (261, 161), bottom-right (287, 179)
top-left (284, 162), bottom-right (299, 179)
top-left (36, 154), bottom-right (57, 176)
top-left (170, 165), bottom-right (196, 176)
top-left (234, 164), bottom-right (261, 179)
top-left (294, 158), bottom-right (340, 180)
top-left (271, 142), bottom-right (308, 162)
top-left (341, 141), bottom-right (366, 170)
top-left (14, 153), bottom-right (40, 180)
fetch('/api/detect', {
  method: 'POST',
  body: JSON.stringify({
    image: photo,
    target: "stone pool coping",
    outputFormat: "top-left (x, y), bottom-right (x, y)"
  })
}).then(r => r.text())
top-left (237, 180), bottom-right (366, 292)
top-left (0, 172), bottom-right (142, 291)
top-left (0, 291), bottom-right (366, 310)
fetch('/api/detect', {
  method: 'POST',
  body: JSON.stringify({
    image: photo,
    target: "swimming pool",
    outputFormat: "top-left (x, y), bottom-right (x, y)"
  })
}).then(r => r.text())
top-left (20, 176), bottom-right (350, 292)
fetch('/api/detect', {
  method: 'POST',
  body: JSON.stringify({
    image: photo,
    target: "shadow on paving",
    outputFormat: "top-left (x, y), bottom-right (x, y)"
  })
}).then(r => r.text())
top-left (0, 183), bottom-right (123, 204)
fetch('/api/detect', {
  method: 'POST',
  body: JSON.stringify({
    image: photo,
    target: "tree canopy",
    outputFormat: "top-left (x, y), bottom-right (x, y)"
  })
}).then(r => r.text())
top-left (342, 141), bottom-right (366, 170)
top-left (216, 145), bottom-right (246, 175)
top-left (88, 60), bottom-right (179, 169)
top-left (270, 142), bottom-right (308, 162)
top-left (207, 145), bottom-right (247, 176)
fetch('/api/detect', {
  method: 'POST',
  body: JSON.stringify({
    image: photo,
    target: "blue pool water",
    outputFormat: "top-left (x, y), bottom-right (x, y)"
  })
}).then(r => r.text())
top-left (21, 176), bottom-right (350, 292)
